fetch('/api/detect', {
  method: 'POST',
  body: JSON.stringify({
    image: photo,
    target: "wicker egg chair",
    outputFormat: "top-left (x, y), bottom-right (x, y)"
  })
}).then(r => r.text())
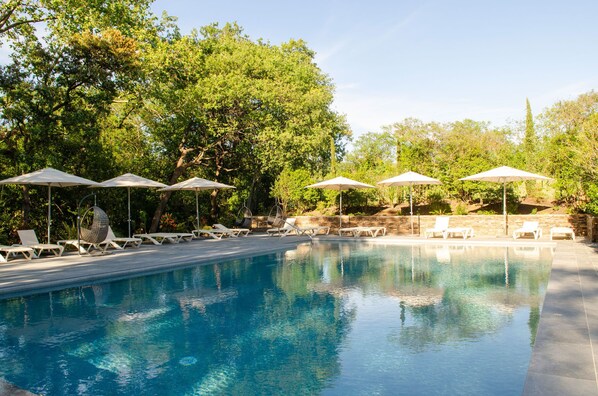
top-left (80, 206), bottom-right (109, 244)
top-left (267, 201), bottom-right (285, 228)
top-left (234, 205), bottom-right (252, 229)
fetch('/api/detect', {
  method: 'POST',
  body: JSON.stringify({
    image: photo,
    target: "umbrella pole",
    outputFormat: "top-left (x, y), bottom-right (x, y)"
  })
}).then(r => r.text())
top-left (47, 186), bottom-right (52, 244)
top-left (504, 247), bottom-right (509, 287)
top-left (127, 187), bottom-right (132, 238)
top-left (195, 189), bottom-right (200, 231)
top-left (339, 188), bottom-right (342, 228)
top-left (503, 181), bottom-right (507, 236)
top-left (409, 184), bottom-right (414, 235)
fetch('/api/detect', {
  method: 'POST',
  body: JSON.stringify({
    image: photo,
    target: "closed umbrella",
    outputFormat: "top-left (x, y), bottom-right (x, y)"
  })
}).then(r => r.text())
top-left (0, 167), bottom-right (99, 243)
top-left (306, 176), bottom-right (375, 228)
top-left (460, 166), bottom-right (552, 235)
top-left (95, 173), bottom-right (167, 237)
top-left (159, 177), bottom-right (235, 231)
top-left (378, 171), bottom-right (442, 235)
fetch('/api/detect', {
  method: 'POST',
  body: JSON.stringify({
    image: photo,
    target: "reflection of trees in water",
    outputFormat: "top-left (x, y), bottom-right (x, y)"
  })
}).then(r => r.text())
top-left (278, 243), bottom-right (550, 355)
top-left (0, 253), bottom-right (356, 395)
top-left (0, 244), bottom-right (551, 394)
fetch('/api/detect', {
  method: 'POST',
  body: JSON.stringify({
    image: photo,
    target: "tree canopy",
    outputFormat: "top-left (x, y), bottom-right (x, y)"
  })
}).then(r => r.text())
top-left (0, 0), bottom-right (596, 244)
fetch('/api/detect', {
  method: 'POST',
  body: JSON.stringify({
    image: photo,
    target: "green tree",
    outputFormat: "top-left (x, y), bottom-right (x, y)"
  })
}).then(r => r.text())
top-left (524, 98), bottom-right (537, 169)
top-left (391, 118), bottom-right (440, 174)
top-left (271, 168), bottom-right (321, 214)
top-left (138, 23), bottom-right (349, 229)
top-left (0, 0), bottom-right (155, 239)
top-left (538, 91), bottom-right (598, 209)
top-left (437, 120), bottom-right (516, 206)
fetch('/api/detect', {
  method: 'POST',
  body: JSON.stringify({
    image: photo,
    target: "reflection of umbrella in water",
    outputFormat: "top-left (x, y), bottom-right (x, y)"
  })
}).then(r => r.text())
top-left (95, 173), bottom-right (167, 237)
top-left (306, 176), bottom-right (375, 228)
top-left (159, 177), bottom-right (235, 231)
top-left (460, 166), bottom-right (552, 235)
top-left (389, 245), bottom-right (444, 308)
top-left (0, 167), bottom-right (99, 243)
top-left (377, 171), bottom-right (441, 235)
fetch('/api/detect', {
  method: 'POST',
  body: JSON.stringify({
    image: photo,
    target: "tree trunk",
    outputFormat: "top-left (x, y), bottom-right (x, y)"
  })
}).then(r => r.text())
top-left (210, 190), bottom-right (219, 222)
top-left (22, 185), bottom-right (31, 228)
top-left (149, 161), bottom-right (187, 232)
top-left (208, 153), bottom-right (225, 223)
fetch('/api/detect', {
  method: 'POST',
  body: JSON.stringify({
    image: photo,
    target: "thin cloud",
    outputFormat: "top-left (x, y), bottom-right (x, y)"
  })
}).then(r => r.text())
top-left (534, 81), bottom-right (597, 108)
top-left (314, 39), bottom-right (351, 65)
top-left (333, 90), bottom-right (520, 138)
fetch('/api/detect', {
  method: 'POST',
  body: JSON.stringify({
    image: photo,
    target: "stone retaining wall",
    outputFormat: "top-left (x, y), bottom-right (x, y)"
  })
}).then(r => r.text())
top-left (252, 214), bottom-right (591, 237)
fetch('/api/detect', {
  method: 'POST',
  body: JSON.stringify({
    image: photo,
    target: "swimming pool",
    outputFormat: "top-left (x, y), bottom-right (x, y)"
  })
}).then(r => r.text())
top-left (0, 243), bottom-right (552, 395)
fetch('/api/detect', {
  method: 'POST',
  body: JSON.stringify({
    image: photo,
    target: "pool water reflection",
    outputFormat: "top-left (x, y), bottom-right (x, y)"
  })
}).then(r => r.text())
top-left (0, 243), bottom-right (552, 395)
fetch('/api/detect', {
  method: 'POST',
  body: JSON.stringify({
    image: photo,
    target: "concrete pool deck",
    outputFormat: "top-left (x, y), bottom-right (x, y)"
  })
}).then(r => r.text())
top-left (0, 234), bottom-right (596, 395)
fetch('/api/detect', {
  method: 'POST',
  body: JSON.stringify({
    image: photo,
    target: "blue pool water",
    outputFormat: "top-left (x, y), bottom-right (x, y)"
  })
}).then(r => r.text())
top-left (0, 243), bottom-right (552, 395)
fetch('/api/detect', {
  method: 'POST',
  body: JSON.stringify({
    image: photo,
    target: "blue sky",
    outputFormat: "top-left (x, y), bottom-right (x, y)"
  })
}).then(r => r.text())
top-left (1, 1), bottom-right (594, 140)
top-left (151, 0), bottom-right (598, 139)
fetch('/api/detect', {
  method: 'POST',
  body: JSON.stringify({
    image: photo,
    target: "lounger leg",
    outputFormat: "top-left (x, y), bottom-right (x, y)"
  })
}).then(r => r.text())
top-left (110, 241), bottom-right (125, 250)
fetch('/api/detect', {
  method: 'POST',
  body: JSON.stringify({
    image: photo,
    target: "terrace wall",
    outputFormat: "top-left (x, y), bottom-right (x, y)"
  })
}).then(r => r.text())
top-left (253, 214), bottom-right (591, 238)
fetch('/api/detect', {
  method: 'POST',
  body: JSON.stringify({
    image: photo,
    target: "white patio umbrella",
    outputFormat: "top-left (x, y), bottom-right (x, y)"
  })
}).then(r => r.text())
top-left (378, 171), bottom-right (442, 235)
top-left (306, 176), bottom-right (375, 228)
top-left (95, 173), bottom-right (167, 237)
top-left (159, 177), bottom-right (235, 231)
top-left (460, 166), bottom-right (552, 235)
top-left (0, 167), bottom-right (99, 243)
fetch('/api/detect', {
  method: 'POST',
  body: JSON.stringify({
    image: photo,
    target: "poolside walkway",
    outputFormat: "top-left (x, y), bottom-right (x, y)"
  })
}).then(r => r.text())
top-left (0, 234), bottom-right (597, 395)
top-left (523, 239), bottom-right (598, 395)
top-left (0, 234), bottom-right (303, 298)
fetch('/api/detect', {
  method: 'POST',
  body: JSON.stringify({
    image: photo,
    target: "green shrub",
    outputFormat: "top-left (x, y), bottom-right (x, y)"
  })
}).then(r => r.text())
top-left (429, 201), bottom-right (451, 215)
top-left (477, 210), bottom-right (497, 215)
top-left (454, 203), bottom-right (468, 215)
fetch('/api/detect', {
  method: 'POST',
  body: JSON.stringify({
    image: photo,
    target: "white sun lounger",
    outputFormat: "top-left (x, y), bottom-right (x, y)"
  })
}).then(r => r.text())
top-left (57, 238), bottom-right (111, 254)
top-left (549, 226), bottom-right (575, 240)
top-left (267, 218), bottom-right (298, 236)
top-left (513, 221), bottom-right (542, 240)
top-left (191, 229), bottom-right (232, 240)
top-left (303, 226), bottom-right (331, 236)
top-left (443, 227), bottom-right (475, 239)
top-left (134, 233), bottom-right (193, 245)
top-left (424, 216), bottom-right (450, 238)
top-left (339, 226), bottom-right (386, 237)
top-left (17, 229), bottom-right (64, 257)
top-left (105, 227), bottom-right (142, 249)
top-left (266, 218), bottom-right (328, 238)
top-left (0, 245), bottom-right (35, 262)
top-left (213, 224), bottom-right (250, 237)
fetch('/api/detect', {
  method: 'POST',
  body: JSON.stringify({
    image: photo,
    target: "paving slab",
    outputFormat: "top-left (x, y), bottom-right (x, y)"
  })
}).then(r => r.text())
top-left (523, 239), bottom-right (598, 395)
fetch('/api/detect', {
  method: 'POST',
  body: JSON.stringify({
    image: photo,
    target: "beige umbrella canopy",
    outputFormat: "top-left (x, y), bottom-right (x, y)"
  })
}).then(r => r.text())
top-left (0, 167), bottom-right (100, 243)
top-left (460, 166), bottom-right (552, 235)
top-left (378, 171), bottom-right (442, 235)
top-left (95, 173), bottom-right (167, 237)
top-left (159, 177), bottom-right (235, 231)
top-left (306, 176), bottom-right (375, 228)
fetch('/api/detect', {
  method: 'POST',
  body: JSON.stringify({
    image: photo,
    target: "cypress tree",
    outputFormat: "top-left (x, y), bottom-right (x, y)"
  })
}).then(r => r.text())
top-left (524, 98), bottom-right (537, 168)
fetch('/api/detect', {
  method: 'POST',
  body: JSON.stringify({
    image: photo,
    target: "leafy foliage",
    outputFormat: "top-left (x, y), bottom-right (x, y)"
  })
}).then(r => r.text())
top-left (1, 0), bottom-right (596, 238)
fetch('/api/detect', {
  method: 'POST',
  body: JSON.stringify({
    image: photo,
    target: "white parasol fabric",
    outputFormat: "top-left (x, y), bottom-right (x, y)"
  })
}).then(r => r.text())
top-left (0, 167), bottom-right (99, 243)
top-left (378, 171), bottom-right (442, 235)
top-left (159, 177), bottom-right (235, 231)
top-left (460, 166), bottom-right (552, 235)
top-left (306, 176), bottom-right (375, 228)
top-left (96, 173), bottom-right (167, 237)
